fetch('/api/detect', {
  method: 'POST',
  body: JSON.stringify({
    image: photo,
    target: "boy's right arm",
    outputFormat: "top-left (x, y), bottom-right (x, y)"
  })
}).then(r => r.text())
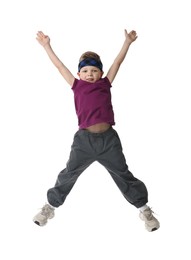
top-left (36, 31), bottom-right (75, 87)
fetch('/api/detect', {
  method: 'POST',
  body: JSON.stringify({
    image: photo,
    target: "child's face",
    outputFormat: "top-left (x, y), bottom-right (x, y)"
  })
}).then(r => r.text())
top-left (77, 66), bottom-right (103, 83)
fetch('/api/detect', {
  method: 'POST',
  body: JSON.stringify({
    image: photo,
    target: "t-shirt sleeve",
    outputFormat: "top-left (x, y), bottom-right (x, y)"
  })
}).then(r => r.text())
top-left (104, 77), bottom-right (112, 88)
top-left (71, 78), bottom-right (78, 91)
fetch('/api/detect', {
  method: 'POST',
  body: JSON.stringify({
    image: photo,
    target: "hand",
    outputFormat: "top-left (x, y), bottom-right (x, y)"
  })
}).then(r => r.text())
top-left (36, 31), bottom-right (50, 47)
top-left (124, 29), bottom-right (138, 44)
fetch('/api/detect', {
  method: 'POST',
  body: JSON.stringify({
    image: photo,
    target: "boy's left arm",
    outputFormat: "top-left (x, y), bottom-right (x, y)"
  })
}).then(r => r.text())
top-left (106, 29), bottom-right (137, 84)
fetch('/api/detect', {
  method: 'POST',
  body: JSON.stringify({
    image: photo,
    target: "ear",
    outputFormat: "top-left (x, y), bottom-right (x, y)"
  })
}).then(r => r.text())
top-left (77, 72), bottom-right (80, 77)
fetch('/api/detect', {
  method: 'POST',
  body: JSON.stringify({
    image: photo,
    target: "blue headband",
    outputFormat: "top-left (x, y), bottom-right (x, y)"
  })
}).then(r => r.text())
top-left (78, 58), bottom-right (103, 72)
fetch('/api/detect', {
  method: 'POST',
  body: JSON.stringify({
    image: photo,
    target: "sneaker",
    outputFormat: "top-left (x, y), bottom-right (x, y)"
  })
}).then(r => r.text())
top-left (139, 207), bottom-right (160, 232)
top-left (33, 203), bottom-right (55, 226)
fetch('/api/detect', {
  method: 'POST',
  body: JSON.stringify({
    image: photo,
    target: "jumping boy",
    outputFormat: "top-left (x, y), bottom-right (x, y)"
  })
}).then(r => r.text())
top-left (33, 29), bottom-right (160, 232)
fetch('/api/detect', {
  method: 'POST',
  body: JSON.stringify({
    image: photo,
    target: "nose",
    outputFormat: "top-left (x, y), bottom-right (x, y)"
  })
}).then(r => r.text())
top-left (88, 71), bottom-right (92, 76)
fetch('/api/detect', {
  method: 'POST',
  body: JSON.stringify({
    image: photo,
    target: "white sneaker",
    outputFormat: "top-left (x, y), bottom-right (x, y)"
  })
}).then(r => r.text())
top-left (139, 207), bottom-right (160, 232)
top-left (33, 204), bottom-right (55, 226)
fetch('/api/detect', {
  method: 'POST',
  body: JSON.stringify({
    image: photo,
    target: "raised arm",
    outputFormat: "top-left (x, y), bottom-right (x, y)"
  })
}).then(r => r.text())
top-left (106, 29), bottom-right (138, 84)
top-left (36, 31), bottom-right (75, 87)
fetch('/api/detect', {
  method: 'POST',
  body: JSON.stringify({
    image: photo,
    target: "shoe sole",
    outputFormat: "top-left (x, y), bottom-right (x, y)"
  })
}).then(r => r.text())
top-left (146, 223), bottom-right (160, 232)
top-left (151, 227), bottom-right (158, 232)
top-left (34, 220), bottom-right (41, 226)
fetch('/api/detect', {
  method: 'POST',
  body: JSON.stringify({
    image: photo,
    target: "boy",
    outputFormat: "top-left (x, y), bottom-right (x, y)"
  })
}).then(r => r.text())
top-left (33, 29), bottom-right (160, 232)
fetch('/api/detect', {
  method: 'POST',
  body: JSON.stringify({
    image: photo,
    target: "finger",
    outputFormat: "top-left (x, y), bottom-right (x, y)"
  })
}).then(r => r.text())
top-left (130, 30), bottom-right (137, 38)
top-left (124, 29), bottom-right (128, 37)
top-left (37, 31), bottom-right (45, 38)
top-left (36, 32), bottom-right (43, 38)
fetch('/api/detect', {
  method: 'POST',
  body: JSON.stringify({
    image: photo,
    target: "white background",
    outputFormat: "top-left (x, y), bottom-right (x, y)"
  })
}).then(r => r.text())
top-left (0, 0), bottom-right (191, 259)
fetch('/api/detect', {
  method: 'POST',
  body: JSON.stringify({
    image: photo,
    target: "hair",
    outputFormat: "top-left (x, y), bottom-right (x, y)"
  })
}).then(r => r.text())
top-left (79, 51), bottom-right (102, 63)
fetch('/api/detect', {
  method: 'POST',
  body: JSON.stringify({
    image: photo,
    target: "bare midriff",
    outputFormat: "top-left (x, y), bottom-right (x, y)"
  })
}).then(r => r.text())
top-left (85, 123), bottom-right (111, 133)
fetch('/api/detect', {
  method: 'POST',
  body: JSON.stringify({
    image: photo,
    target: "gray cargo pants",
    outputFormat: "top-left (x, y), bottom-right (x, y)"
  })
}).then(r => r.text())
top-left (47, 127), bottom-right (148, 208)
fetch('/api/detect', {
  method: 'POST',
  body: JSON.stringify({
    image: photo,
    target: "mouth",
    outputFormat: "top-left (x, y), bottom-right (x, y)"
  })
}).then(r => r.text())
top-left (86, 78), bottom-right (94, 82)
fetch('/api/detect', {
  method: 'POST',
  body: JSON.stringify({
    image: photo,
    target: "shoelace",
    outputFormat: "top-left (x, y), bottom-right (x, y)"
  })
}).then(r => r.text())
top-left (41, 205), bottom-right (54, 217)
top-left (143, 207), bottom-right (155, 220)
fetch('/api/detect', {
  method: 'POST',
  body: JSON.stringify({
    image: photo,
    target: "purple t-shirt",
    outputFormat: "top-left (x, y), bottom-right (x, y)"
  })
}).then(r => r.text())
top-left (72, 77), bottom-right (115, 129)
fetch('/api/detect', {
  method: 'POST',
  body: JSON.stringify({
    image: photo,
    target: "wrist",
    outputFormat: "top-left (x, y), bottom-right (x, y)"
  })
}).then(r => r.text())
top-left (125, 39), bottom-right (133, 46)
top-left (43, 43), bottom-right (51, 50)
